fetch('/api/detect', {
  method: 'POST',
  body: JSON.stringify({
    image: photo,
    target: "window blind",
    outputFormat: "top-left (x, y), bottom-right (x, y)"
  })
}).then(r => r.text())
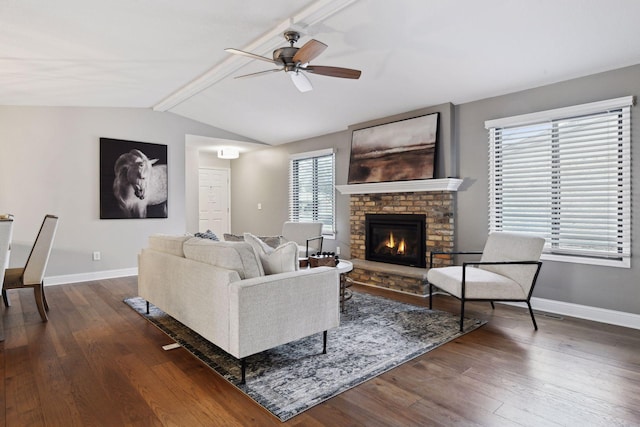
top-left (486, 97), bottom-right (632, 266)
top-left (289, 149), bottom-right (335, 234)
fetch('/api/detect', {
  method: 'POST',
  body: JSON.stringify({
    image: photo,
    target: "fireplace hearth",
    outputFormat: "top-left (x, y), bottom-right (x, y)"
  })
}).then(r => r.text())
top-left (365, 214), bottom-right (426, 268)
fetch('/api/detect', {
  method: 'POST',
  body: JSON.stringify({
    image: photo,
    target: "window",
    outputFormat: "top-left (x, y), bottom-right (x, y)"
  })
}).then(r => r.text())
top-left (289, 148), bottom-right (335, 235)
top-left (486, 96), bottom-right (632, 267)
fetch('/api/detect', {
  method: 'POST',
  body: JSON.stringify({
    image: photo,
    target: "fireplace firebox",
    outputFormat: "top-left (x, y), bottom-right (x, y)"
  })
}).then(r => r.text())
top-left (365, 214), bottom-right (426, 268)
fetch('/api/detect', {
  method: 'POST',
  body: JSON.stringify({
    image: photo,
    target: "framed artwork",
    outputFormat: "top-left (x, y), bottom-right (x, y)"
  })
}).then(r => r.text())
top-left (347, 112), bottom-right (439, 184)
top-left (99, 138), bottom-right (168, 219)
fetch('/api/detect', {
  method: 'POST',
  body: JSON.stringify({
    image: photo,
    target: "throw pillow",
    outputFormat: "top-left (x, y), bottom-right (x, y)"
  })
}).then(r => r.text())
top-left (243, 232), bottom-right (299, 275)
top-left (195, 229), bottom-right (219, 241)
top-left (258, 235), bottom-right (285, 249)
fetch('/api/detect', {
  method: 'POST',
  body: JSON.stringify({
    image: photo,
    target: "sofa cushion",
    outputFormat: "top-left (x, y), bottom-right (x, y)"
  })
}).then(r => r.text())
top-left (222, 233), bottom-right (244, 242)
top-left (183, 237), bottom-right (264, 279)
top-left (223, 233), bottom-right (284, 249)
top-left (243, 232), bottom-right (299, 275)
top-left (148, 234), bottom-right (191, 257)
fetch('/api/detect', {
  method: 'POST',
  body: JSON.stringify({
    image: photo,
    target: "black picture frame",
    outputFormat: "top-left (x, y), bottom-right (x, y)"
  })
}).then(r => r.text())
top-left (348, 112), bottom-right (439, 184)
top-left (99, 138), bottom-right (168, 219)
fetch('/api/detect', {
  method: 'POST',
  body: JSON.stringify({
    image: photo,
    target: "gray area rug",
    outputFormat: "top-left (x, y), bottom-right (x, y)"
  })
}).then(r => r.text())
top-left (124, 291), bottom-right (485, 421)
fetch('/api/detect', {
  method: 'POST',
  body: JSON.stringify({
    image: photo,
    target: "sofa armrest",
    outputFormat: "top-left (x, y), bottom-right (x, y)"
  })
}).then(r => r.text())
top-left (138, 248), bottom-right (241, 349)
top-left (227, 267), bottom-right (340, 358)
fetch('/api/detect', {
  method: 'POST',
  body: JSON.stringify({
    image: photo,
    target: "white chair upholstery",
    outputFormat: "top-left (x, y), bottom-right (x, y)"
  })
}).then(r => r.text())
top-left (2, 215), bottom-right (59, 322)
top-left (426, 232), bottom-right (544, 331)
top-left (281, 221), bottom-right (324, 258)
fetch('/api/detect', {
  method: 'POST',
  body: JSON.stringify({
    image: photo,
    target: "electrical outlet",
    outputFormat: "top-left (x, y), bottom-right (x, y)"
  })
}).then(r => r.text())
top-left (257, 203), bottom-right (262, 210)
top-left (336, 246), bottom-right (341, 255)
top-left (92, 251), bottom-right (101, 261)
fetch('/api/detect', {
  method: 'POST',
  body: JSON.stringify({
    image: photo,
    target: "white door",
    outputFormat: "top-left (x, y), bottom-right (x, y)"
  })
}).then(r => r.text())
top-left (198, 168), bottom-right (230, 236)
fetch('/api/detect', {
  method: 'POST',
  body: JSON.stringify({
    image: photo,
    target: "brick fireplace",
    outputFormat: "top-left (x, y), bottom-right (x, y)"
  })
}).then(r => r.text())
top-left (338, 179), bottom-right (461, 295)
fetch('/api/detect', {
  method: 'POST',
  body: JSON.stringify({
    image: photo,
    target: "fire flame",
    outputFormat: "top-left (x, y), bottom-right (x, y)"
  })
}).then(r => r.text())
top-left (398, 238), bottom-right (406, 255)
top-left (386, 232), bottom-right (395, 249)
top-left (385, 232), bottom-right (407, 255)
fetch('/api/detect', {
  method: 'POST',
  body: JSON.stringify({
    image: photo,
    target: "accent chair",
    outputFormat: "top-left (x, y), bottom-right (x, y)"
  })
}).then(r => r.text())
top-left (426, 231), bottom-right (544, 331)
top-left (281, 221), bottom-right (324, 258)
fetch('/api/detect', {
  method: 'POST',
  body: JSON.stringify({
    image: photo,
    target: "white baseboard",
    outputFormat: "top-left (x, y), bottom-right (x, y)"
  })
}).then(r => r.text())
top-left (354, 279), bottom-right (640, 331)
top-left (42, 271), bottom-right (640, 330)
top-left (44, 268), bottom-right (138, 286)
top-left (502, 297), bottom-right (640, 331)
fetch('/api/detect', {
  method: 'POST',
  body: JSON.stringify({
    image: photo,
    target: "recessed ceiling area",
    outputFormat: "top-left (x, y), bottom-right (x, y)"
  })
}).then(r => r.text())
top-left (3, 0), bottom-right (640, 146)
top-left (186, 134), bottom-right (265, 157)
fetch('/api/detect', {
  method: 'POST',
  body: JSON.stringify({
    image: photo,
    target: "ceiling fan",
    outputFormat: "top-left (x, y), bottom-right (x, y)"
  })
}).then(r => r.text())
top-left (225, 31), bottom-right (361, 93)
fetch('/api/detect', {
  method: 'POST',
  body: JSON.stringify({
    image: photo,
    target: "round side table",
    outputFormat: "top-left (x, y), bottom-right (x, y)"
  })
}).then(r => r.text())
top-left (336, 260), bottom-right (353, 312)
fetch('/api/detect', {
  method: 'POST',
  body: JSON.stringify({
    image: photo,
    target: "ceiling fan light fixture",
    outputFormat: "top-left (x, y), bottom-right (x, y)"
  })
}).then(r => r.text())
top-left (288, 70), bottom-right (313, 92)
top-left (218, 148), bottom-right (239, 159)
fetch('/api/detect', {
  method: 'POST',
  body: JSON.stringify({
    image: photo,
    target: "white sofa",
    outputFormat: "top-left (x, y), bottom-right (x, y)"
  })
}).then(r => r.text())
top-left (137, 234), bottom-right (340, 383)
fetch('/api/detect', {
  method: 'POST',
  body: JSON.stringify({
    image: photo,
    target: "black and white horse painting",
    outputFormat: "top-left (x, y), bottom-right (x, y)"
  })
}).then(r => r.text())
top-left (100, 138), bottom-right (168, 219)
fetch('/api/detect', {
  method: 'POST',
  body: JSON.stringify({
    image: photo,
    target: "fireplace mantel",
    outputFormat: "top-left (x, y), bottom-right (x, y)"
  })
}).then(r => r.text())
top-left (336, 178), bottom-right (463, 195)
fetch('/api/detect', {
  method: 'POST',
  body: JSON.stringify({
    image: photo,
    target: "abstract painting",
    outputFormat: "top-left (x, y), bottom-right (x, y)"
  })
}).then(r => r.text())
top-left (348, 113), bottom-right (439, 184)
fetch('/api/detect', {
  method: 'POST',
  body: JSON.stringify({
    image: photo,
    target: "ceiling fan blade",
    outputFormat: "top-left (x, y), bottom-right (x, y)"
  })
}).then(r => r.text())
top-left (292, 39), bottom-right (327, 64)
top-left (234, 68), bottom-right (282, 79)
top-left (225, 48), bottom-right (278, 64)
top-left (304, 65), bottom-right (362, 79)
top-left (288, 71), bottom-right (313, 93)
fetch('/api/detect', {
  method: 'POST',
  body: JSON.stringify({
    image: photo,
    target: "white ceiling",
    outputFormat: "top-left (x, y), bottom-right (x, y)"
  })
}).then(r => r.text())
top-left (3, 0), bottom-right (640, 146)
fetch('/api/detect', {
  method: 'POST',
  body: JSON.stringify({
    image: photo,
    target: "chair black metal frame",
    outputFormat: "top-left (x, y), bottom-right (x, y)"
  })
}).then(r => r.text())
top-left (428, 251), bottom-right (543, 332)
top-left (305, 235), bottom-right (324, 257)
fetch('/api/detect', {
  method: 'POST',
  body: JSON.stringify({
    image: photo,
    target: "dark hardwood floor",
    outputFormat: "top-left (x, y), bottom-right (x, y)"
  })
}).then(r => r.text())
top-left (1, 276), bottom-right (639, 426)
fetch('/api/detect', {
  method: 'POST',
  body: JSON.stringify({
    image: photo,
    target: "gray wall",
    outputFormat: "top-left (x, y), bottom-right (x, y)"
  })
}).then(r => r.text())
top-left (0, 106), bottom-right (248, 277)
top-left (456, 64), bottom-right (640, 315)
top-left (3, 64), bottom-right (637, 315)
top-left (230, 103), bottom-right (454, 258)
top-left (231, 65), bottom-right (640, 315)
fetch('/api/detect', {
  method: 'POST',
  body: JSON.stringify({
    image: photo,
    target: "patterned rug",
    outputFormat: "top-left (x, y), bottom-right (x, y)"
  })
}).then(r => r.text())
top-left (124, 291), bottom-right (485, 422)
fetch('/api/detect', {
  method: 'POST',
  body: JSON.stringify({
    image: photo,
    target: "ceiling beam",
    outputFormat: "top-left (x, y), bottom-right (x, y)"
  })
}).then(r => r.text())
top-left (153, 0), bottom-right (360, 112)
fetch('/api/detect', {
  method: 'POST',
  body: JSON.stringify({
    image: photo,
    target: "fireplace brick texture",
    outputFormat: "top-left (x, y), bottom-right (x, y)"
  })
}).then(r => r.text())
top-left (348, 191), bottom-right (455, 295)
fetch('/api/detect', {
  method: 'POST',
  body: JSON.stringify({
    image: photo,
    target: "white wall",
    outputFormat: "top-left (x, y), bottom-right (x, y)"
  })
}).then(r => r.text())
top-left (0, 106), bottom-right (249, 280)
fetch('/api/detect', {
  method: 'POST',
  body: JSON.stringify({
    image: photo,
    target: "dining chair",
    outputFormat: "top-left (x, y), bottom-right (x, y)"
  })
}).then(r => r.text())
top-left (0, 214), bottom-right (14, 284)
top-left (0, 215), bottom-right (13, 342)
top-left (2, 214), bottom-right (59, 322)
